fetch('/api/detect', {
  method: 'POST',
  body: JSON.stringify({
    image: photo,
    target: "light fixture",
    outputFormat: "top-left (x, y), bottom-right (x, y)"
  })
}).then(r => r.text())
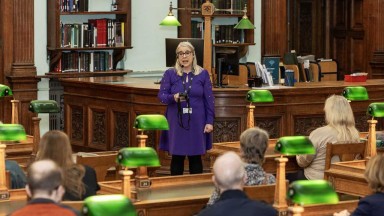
top-left (234, 4), bottom-right (255, 29)
top-left (0, 84), bottom-right (12, 97)
top-left (342, 86), bottom-right (369, 101)
top-left (0, 124), bottom-right (27, 200)
top-left (134, 114), bottom-right (169, 131)
top-left (83, 194), bottom-right (136, 216)
top-left (273, 136), bottom-right (315, 213)
top-left (159, 2), bottom-right (181, 26)
top-left (366, 102), bottom-right (384, 158)
top-left (116, 147), bottom-right (160, 198)
top-left (287, 180), bottom-right (339, 216)
top-left (245, 90), bottom-right (274, 129)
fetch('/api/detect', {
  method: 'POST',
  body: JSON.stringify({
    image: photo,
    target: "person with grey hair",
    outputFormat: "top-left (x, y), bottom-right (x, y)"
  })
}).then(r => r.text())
top-left (198, 152), bottom-right (276, 216)
top-left (207, 127), bottom-right (275, 205)
top-left (11, 160), bottom-right (80, 216)
top-left (158, 41), bottom-right (215, 175)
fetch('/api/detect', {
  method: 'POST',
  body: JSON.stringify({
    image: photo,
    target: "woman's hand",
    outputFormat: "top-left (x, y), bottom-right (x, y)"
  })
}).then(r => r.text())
top-left (204, 124), bottom-right (213, 133)
top-left (173, 93), bottom-right (180, 102)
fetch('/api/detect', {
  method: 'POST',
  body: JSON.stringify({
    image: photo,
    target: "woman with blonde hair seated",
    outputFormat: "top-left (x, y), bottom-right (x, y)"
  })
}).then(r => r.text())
top-left (207, 127), bottom-right (275, 206)
top-left (36, 130), bottom-right (100, 200)
top-left (296, 95), bottom-right (360, 180)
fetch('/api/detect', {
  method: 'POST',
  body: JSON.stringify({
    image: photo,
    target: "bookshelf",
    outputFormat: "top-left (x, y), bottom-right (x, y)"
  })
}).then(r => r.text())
top-left (47, 0), bottom-right (132, 74)
top-left (46, 0), bottom-right (132, 130)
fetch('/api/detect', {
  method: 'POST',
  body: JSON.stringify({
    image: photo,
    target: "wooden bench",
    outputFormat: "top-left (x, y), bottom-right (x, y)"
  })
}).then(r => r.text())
top-left (76, 151), bottom-right (118, 182)
top-left (301, 200), bottom-right (358, 216)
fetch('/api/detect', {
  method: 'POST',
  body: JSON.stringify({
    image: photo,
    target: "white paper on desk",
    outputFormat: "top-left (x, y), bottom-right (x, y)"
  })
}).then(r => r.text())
top-left (261, 68), bottom-right (268, 84)
top-left (266, 72), bottom-right (274, 86)
top-left (256, 62), bottom-right (263, 77)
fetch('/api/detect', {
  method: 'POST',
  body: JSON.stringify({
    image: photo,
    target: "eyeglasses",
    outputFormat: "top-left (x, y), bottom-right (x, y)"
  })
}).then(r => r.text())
top-left (177, 51), bottom-right (192, 58)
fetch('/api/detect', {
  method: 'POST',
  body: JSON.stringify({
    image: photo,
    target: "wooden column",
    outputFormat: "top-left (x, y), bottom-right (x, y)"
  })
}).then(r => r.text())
top-left (202, 1), bottom-right (215, 80)
top-left (366, 119), bottom-right (378, 158)
top-left (135, 134), bottom-right (150, 188)
top-left (262, 0), bottom-right (287, 57)
top-left (0, 144), bottom-right (9, 200)
top-left (1, 0), bottom-right (38, 133)
top-left (11, 100), bottom-right (20, 124)
top-left (31, 117), bottom-right (41, 158)
top-left (246, 105), bottom-right (255, 129)
top-left (120, 170), bottom-right (133, 198)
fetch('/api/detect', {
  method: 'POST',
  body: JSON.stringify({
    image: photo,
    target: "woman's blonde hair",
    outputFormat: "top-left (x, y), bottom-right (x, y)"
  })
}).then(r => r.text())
top-left (239, 127), bottom-right (269, 164)
top-left (174, 41), bottom-right (203, 76)
top-left (36, 130), bottom-right (85, 199)
top-left (365, 154), bottom-right (384, 192)
top-left (324, 95), bottom-right (360, 142)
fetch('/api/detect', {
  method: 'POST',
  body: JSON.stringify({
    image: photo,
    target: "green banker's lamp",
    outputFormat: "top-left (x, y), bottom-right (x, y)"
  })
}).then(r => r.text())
top-left (366, 102), bottom-right (384, 158)
top-left (245, 90), bottom-right (274, 129)
top-left (342, 86), bottom-right (369, 101)
top-left (132, 114), bottom-right (168, 188)
top-left (273, 136), bottom-right (315, 213)
top-left (0, 124), bottom-right (27, 200)
top-left (83, 194), bottom-right (136, 216)
top-left (0, 84), bottom-right (12, 97)
top-left (287, 180), bottom-right (339, 216)
top-left (0, 84), bottom-right (19, 125)
top-left (116, 147), bottom-right (160, 198)
top-left (29, 100), bottom-right (60, 158)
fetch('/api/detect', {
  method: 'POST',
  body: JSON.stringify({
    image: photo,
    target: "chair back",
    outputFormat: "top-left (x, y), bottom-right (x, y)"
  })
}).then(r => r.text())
top-left (324, 142), bottom-right (366, 171)
top-left (318, 60), bottom-right (338, 81)
top-left (76, 151), bottom-right (118, 181)
top-left (243, 181), bottom-right (288, 204)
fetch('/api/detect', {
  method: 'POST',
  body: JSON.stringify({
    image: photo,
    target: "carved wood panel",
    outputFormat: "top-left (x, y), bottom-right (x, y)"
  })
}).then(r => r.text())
top-left (355, 113), bottom-right (369, 132)
top-left (255, 117), bottom-right (281, 138)
top-left (91, 110), bottom-right (106, 147)
top-left (213, 118), bottom-right (241, 143)
top-left (71, 106), bottom-right (83, 141)
top-left (294, 115), bottom-right (326, 136)
top-left (113, 111), bottom-right (129, 150)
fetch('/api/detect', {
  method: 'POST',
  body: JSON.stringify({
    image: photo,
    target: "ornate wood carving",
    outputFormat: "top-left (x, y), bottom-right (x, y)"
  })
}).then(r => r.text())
top-left (255, 117), bottom-right (281, 138)
top-left (113, 111), bottom-right (129, 150)
top-left (71, 107), bottom-right (83, 141)
top-left (92, 111), bottom-right (106, 146)
top-left (143, 131), bottom-right (156, 149)
top-left (294, 115), bottom-right (325, 136)
top-left (213, 118), bottom-right (241, 143)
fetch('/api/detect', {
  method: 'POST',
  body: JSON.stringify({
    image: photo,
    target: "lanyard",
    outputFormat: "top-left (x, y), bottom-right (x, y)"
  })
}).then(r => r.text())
top-left (182, 72), bottom-right (194, 95)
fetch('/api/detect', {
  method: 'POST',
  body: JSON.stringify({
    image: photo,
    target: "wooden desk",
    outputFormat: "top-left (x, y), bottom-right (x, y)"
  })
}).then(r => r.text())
top-left (60, 77), bottom-right (384, 173)
top-left (5, 135), bottom-right (33, 166)
top-left (324, 160), bottom-right (371, 197)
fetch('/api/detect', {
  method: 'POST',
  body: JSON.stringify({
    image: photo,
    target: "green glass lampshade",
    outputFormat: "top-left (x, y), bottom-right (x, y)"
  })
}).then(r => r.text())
top-left (29, 100), bottom-right (60, 113)
top-left (134, 114), bottom-right (169, 130)
top-left (275, 136), bottom-right (315, 155)
top-left (287, 180), bottom-right (339, 205)
top-left (367, 102), bottom-right (384, 118)
top-left (159, 13), bottom-right (181, 26)
top-left (342, 86), bottom-right (369, 101)
top-left (117, 147), bottom-right (160, 168)
top-left (246, 90), bottom-right (274, 103)
top-left (234, 17), bottom-right (255, 29)
top-left (83, 194), bottom-right (136, 216)
top-left (0, 84), bottom-right (13, 97)
top-left (0, 124), bottom-right (27, 141)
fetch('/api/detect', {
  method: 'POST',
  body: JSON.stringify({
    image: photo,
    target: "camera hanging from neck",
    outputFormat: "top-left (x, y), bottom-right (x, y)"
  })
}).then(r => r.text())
top-left (177, 71), bottom-right (194, 130)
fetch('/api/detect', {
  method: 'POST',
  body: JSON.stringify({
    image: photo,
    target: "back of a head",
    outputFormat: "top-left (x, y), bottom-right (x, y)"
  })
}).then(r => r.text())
top-left (27, 160), bottom-right (63, 196)
top-left (37, 130), bottom-right (73, 168)
top-left (324, 95), bottom-right (359, 141)
top-left (240, 127), bottom-right (269, 164)
top-left (213, 152), bottom-right (245, 191)
top-left (365, 154), bottom-right (384, 192)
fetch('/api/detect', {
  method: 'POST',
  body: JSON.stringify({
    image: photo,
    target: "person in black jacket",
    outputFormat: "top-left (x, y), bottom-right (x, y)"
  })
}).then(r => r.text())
top-left (198, 151), bottom-right (277, 216)
top-left (36, 130), bottom-right (100, 200)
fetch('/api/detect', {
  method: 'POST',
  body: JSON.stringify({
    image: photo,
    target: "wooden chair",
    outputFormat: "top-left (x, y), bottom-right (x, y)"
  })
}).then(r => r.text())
top-left (324, 142), bottom-right (366, 173)
top-left (244, 181), bottom-right (289, 205)
top-left (318, 60), bottom-right (338, 81)
top-left (300, 62), bottom-right (321, 82)
top-left (246, 62), bottom-right (257, 77)
top-left (76, 151), bottom-right (118, 182)
top-left (284, 64), bottom-right (300, 83)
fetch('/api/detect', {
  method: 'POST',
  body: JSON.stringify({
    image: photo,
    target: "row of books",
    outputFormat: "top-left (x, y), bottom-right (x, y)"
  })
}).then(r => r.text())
top-left (60, 19), bottom-right (125, 48)
top-left (191, 0), bottom-right (246, 15)
top-left (53, 51), bottom-right (113, 73)
top-left (191, 21), bottom-right (204, 38)
top-left (214, 25), bottom-right (242, 44)
top-left (60, 0), bottom-right (89, 12)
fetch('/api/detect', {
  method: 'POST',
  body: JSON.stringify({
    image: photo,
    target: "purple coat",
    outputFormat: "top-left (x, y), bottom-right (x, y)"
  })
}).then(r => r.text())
top-left (158, 68), bottom-right (215, 155)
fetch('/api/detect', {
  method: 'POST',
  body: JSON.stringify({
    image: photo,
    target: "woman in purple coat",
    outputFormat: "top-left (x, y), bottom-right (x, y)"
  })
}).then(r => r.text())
top-left (158, 41), bottom-right (215, 175)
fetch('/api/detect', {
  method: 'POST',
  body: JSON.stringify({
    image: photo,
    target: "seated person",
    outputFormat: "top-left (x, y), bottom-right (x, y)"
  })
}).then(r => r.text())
top-left (296, 95), bottom-right (360, 180)
top-left (198, 152), bottom-right (277, 216)
top-left (5, 160), bottom-right (26, 189)
top-left (10, 160), bottom-right (80, 216)
top-left (36, 130), bottom-right (100, 200)
top-left (207, 127), bottom-right (275, 206)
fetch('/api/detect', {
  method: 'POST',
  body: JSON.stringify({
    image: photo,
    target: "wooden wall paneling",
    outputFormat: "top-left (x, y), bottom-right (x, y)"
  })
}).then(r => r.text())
top-left (370, 0), bottom-right (384, 78)
top-left (262, 0), bottom-right (288, 57)
top-left (65, 103), bottom-right (86, 148)
top-left (111, 109), bottom-right (130, 150)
